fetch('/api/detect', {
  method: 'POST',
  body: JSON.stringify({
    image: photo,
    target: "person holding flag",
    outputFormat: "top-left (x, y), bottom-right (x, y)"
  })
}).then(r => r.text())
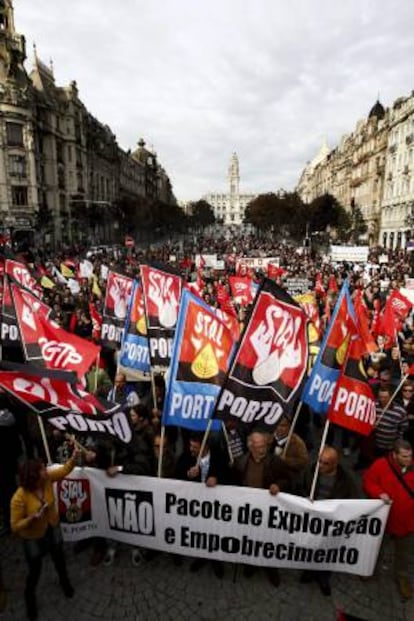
top-left (10, 444), bottom-right (82, 620)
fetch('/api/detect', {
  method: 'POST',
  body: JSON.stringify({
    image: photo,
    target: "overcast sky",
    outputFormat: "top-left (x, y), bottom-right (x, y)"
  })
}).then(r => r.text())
top-left (15, 0), bottom-right (414, 202)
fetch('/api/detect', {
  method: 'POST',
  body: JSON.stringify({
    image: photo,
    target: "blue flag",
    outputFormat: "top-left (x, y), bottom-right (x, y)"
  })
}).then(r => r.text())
top-left (301, 281), bottom-right (357, 415)
top-left (162, 289), bottom-right (236, 431)
top-left (119, 280), bottom-right (151, 375)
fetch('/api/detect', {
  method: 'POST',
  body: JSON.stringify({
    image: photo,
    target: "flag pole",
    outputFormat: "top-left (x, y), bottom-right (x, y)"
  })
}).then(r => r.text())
top-left (374, 373), bottom-right (408, 428)
top-left (93, 352), bottom-right (100, 393)
top-left (196, 419), bottom-right (213, 467)
top-left (221, 421), bottom-right (234, 466)
top-left (157, 425), bottom-right (166, 478)
top-left (282, 400), bottom-right (302, 458)
top-left (37, 415), bottom-right (52, 465)
top-left (309, 419), bottom-right (330, 502)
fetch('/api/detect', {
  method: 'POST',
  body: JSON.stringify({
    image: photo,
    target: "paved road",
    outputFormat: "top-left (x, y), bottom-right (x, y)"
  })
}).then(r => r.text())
top-left (1, 532), bottom-right (413, 621)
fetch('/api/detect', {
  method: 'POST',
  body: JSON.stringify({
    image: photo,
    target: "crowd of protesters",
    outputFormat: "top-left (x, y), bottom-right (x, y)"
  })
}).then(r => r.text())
top-left (0, 230), bottom-right (414, 618)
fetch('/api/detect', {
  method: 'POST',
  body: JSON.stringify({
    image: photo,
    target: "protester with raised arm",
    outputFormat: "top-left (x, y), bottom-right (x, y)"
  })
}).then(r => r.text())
top-left (10, 446), bottom-right (81, 620)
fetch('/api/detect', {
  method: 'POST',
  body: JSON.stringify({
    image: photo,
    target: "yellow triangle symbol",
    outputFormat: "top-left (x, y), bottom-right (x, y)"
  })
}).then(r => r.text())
top-left (191, 343), bottom-right (219, 379)
top-left (137, 316), bottom-right (147, 335)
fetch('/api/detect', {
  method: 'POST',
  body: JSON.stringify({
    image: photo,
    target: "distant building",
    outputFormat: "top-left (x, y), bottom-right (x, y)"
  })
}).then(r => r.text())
top-left (297, 92), bottom-right (414, 249)
top-left (204, 153), bottom-right (256, 225)
top-left (0, 1), bottom-right (176, 248)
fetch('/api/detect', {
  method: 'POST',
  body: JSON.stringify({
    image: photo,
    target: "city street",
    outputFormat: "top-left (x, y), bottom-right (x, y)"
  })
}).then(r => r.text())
top-left (1, 533), bottom-right (413, 621)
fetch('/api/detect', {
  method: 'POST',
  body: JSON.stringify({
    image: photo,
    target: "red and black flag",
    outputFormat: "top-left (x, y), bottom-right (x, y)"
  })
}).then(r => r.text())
top-left (101, 271), bottom-right (133, 349)
top-left (140, 264), bottom-right (182, 371)
top-left (11, 283), bottom-right (100, 380)
top-left (214, 279), bottom-right (308, 429)
top-left (328, 329), bottom-right (376, 436)
top-left (229, 276), bottom-right (253, 306)
top-left (5, 258), bottom-right (43, 298)
top-left (1, 273), bottom-right (22, 348)
top-left (0, 362), bottom-right (132, 444)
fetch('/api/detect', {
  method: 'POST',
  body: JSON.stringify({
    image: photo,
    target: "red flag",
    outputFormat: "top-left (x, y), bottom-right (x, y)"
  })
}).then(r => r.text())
top-left (140, 264), bottom-right (182, 369)
top-left (5, 259), bottom-right (42, 298)
top-left (371, 298), bottom-right (382, 336)
top-left (89, 302), bottom-right (103, 340)
top-left (353, 290), bottom-right (378, 355)
top-left (214, 279), bottom-right (308, 428)
top-left (314, 272), bottom-right (326, 296)
top-left (328, 274), bottom-right (338, 293)
top-left (229, 276), bottom-right (253, 306)
top-left (215, 307), bottom-right (240, 342)
top-left (328, 330), bottom-right (376, 436)
top-left (11, 283), bottom-right (100, 379)
top-left (267, 264), bottom-right (285, 281)
top-left (380, 290), bottom-right (412, 338)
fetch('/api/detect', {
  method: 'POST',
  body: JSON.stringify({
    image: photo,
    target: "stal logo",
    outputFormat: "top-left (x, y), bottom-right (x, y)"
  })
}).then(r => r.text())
top-left (12, 376), bottom-right (97, 414)
top-left (148, 272), bottom-right (179, 328)
top-left (391, 298), bottom-right (409, 314)
top-left (58, 479), bottom-right (91, 523)
top-left (249, 303), bottom-right (305, 386)
top-left (12, 266), bottom-right (41, 296)
top-left (108, 276), bottom-right (131, 320)
top-left (190, 310), bottom-right (224, 379)
top-left (39, 337), bottom-right (82, 367)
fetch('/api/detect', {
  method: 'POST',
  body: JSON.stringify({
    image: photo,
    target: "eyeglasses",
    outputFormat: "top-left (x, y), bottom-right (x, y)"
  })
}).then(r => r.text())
top-left (319, 459), bottom-right (333, 465)
top-left (403, 388), bottom-right (413, 392)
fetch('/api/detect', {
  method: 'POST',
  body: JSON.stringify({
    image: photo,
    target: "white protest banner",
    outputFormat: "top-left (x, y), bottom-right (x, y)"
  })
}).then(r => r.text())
top-left (67, 278), bottom-right (80, 295)
top-left (100, 264), bottom-right (109, 281)
top-left (58, 469), bottom-right (388, 576)
top-left (330, 246), bottom-right (369, 263)
top-left (235, 257), bottom-right (280, 271)
top-left (79, 260), bottom-right (94, 279)
top-left (195, 254), bottom-right (217, 268)
top-left (285, 278), bottom-right (313, 296)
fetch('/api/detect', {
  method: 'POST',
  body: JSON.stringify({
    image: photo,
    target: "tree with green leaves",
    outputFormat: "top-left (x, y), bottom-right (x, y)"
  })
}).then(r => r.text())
top-left (189, 199), bottom-right (215, 227)
top-left (244, 191), bottom-right (306, 239)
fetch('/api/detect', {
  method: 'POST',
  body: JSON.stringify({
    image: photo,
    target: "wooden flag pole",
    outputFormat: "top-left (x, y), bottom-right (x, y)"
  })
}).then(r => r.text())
top-left (196, 419), bottom-right (213, 467)
top-left (282, 401), bottom-right (302, 459)
top-left (374, 373), bottom-right (408, 429)
top-left (157, 425), bottom-right (166, 478)
top-left (309, 419), bottom-right (330, 502)
top-left (93, 352), bottom-right (100, 393)
top-left (37, 415), bottom-right (52, 465)
top-left (221, 421), bottom-right (234, 466)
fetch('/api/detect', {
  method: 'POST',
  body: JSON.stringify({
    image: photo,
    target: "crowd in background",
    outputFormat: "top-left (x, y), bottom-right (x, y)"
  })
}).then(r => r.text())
top-left (0, 231), bottom-right (414, 616)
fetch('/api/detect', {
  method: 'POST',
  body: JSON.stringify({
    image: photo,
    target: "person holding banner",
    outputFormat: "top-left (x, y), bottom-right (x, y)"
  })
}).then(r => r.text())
top-left (363, 439), bottom-right (414, 600)
top-left (175, 432), bottom-right (229, 577)
top-left (232, 430), bottom-right (292, 588)
top-left (297, 446), bottom-right (360, 596)
top-left (10, 447), bottom-right (81, 621)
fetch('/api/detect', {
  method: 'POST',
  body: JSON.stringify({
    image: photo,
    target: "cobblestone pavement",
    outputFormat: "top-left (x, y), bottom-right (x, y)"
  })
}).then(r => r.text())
top-left (1, 534), bottom-right (413, 621)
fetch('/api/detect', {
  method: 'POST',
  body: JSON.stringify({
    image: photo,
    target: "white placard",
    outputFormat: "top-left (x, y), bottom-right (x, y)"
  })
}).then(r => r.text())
top-left (235, 257), bottom-right (280, 270)
top-left (58, 469), bottom-right (388, 576)
top-left (195, 254), bottom-right (217, 268)
top-left (330, 246), bottom-right (369, 263)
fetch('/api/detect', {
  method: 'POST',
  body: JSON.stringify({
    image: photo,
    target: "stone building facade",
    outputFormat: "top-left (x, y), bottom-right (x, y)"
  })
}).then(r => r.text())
top-left (380, 95), bottom-right (414, 249)
top-left (204, 152), bottom-right (256, 225)
top-left (297, 92), bottom-right (414, 249)
top-left (0, 1), bottom-right (176, 248)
